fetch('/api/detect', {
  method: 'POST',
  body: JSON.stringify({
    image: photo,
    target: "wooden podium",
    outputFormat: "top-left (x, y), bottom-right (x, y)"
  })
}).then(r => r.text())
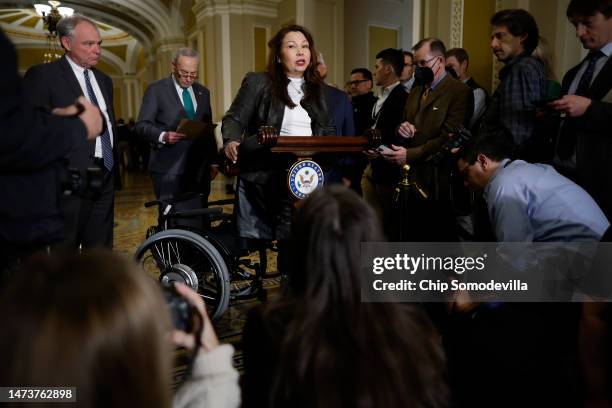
top-left (257, 126), bottom-right (381, 199)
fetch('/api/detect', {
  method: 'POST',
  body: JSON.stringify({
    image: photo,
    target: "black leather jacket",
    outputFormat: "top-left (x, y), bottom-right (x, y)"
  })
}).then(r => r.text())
top-left (222, 72), bottom-right (335, 183)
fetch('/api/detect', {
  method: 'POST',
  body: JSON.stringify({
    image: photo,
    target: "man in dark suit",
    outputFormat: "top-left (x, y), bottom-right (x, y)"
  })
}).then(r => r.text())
top-left (322, 82), bottom-right (355, 186)
top-left (347, 68), bottom-right (377, 136)
top-left (549, 9), bottom-right (612, 403)
top-left (135, 48), bottom-right (215, 201)
top-left (0, 27), bottom-right (102, 274)
top-left (23, 15), bottom-right (118, 250)
top-left (551, 0), bottom-right (612, 220)
top-left (361, 48), bottom-right (409, 234)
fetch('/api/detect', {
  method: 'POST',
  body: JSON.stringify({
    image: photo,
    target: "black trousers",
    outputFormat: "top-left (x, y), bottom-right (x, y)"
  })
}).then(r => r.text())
top-left (151, 171), bottom-right (212, 202)
top-left (56, 167), bottom-right (114, 250)
top-left (0, 242), bottom-right (50, 286)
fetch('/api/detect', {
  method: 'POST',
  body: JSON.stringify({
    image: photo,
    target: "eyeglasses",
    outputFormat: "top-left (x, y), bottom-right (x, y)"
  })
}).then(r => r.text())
top-left (177, 70), bottom-right (198, 79)
top-left (347, 79), bottom-right (370, 86)
top-left (414, 55), bottom-right (440, 67)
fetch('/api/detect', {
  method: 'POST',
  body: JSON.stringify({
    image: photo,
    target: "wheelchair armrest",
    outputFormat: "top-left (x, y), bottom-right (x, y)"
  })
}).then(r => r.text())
top-left (144, 199), bottom-right (162, 208)
top-left (171, 207), bottom-right (223, 218)
top-left (208, 198), bottom-right (234, 206)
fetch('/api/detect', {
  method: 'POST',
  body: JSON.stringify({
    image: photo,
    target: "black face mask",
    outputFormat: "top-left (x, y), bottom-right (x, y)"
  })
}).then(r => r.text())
top-left (413, 66), bottom-right (434, 86)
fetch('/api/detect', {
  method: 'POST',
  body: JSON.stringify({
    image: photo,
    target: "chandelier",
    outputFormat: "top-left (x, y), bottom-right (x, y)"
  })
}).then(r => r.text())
top-left (34, 1), bottom-right (74, 36)
top-left (34, 1), bottom-right (74, 63)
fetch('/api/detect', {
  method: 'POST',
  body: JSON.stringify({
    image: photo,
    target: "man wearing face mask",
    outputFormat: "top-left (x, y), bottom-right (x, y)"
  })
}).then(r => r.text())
top-left (380, 38), bottom-right (472, 241)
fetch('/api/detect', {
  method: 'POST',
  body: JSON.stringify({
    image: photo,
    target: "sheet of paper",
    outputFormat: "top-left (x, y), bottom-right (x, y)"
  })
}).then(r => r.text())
top-left (176, 119), bottom-right (208, 140)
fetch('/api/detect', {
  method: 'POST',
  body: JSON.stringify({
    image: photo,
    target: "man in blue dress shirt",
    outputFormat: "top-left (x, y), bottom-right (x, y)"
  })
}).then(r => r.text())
top-left (457, 135), bottom-right (609, 242)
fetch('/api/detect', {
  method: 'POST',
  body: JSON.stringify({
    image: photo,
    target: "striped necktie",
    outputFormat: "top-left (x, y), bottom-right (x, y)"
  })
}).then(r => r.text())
top-left (83, 69), bottom-right (114, 171)
top-left (557, 50), bottom-right (605, 159)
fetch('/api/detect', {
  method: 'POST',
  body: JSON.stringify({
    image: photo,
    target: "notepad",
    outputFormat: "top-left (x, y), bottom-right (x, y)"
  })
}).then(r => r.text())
top-left (176, 119), bottom-right (208, 140)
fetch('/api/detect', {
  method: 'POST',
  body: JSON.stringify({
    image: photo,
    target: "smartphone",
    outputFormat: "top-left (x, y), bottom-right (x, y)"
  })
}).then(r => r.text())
top-left (376, 144), bottom-right (393, 155)
top-left (533, 97), bottom-right (560, 109)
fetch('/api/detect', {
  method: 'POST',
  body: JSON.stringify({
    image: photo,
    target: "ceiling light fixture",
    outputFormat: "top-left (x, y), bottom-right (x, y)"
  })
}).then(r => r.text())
top-left (34, 1), bottom-right (74, 37)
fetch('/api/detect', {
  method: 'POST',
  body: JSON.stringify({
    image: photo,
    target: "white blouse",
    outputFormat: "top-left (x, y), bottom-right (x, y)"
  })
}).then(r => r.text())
top-left (280, 77), bottom-right (312, 136)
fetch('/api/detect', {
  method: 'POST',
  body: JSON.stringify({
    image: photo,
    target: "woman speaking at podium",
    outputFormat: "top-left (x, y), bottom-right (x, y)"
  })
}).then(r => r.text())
top-left (222, 25), bottom-right (335, 276)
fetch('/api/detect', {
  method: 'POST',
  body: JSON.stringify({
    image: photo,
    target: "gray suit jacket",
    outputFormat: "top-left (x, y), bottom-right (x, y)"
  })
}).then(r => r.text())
top-left (136, 76), bottom-right (213, 175)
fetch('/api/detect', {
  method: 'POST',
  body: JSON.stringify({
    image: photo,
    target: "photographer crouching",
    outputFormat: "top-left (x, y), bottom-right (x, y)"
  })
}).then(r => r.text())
top-left (0, 28), bottom-right (102, 278)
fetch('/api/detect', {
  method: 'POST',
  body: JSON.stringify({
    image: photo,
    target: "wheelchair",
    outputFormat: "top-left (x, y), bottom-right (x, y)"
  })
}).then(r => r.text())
top-left (134, 193), bottom-right (274, 321)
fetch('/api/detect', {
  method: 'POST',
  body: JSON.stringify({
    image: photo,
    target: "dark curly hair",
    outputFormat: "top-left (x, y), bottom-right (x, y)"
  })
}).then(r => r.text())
top-left (491, 9), bottom-right (540, 55)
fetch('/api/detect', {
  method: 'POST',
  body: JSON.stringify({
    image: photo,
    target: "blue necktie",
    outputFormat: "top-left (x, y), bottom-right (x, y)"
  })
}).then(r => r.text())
top-left (557, 50), bottom-right (605, 159)
top-left (182, 88), bottom-right (196, 120)
top-left (83, 69), bottom-right (114, 171)
top-left (575, 50), bottom-right (604, 96)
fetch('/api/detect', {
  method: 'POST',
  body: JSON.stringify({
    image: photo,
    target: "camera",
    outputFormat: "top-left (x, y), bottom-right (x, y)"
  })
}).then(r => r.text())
top-left (57, 160), bottom-right (104, 197)
top-left (162, 283), bottom-right (195, 333)
top-left (425, 127), bottom-right (472, 164)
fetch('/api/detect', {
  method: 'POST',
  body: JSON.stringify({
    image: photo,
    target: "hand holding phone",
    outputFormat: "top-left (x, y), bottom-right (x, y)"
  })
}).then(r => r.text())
top-left (375, 144), bottom-right (393, 155)
top-left (533, 97), bottom-right (560, 109)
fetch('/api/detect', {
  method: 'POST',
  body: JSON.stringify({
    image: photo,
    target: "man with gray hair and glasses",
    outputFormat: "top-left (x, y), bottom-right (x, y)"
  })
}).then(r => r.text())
top-left (136, 48), bottom-right (216, 201)
top-left (24, 14), bottom-right (118, 250)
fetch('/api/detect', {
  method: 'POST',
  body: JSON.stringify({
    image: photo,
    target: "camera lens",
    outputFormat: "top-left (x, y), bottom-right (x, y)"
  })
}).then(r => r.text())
top-left (162, 284), bottom-right (194, 332)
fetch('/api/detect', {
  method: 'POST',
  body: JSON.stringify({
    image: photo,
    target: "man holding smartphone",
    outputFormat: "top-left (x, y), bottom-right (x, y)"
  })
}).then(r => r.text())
top-left (550, 0), bottom-right (612, 221)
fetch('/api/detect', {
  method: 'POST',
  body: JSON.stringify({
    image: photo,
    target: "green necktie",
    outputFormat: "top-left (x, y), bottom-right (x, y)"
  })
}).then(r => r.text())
top-left (182, 87), bottom-right (195, 120)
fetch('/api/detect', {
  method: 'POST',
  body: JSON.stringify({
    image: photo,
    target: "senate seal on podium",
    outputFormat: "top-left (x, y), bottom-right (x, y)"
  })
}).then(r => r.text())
top-left (288, 159), bottom-right (324, 200)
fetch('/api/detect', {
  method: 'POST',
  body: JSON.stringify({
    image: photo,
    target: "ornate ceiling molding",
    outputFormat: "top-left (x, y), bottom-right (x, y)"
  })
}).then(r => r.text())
top-left (0, 0), bottom-right (192, 51)
top-left (193, 0), bottom-right (281, 19)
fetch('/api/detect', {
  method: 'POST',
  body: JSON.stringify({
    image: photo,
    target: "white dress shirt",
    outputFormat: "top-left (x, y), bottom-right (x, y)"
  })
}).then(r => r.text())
top-left (66, 55), bottom-right (114, 157)
top-left (463, 77), bottom-right (487, 128)
top-left (371, 81), bottom-right (401, 128)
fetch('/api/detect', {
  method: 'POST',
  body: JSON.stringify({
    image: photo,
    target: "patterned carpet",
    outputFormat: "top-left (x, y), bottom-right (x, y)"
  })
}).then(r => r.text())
top-left (113, 169), bottom-right (280, 374)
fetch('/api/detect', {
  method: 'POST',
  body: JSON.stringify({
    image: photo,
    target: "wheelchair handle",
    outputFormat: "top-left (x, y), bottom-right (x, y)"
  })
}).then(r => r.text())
top-left (208, 198), bottom-right (234, 206)
top-left (171, 207), bottom-right (223, 218)
top-left (144, 199), bottom-right (162, 208)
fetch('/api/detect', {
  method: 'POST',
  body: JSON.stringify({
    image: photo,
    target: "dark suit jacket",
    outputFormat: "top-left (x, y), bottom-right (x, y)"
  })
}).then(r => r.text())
top-left (324, 84), bottom-right (355, 136)
top-left (322, 85), bottom-right (356, 183)
top-left (135, 76), bottom-right (213, 176)
top-left (0, 30), bottom-right (86, 244)
top-left (351, 91), bottom-right (378, 136)
top-left (560, 56), bottom-right (612, 219)
top-left (370, 83), bottom-right (409, 184)
top-left (23, 56), bottom-right (118, 178)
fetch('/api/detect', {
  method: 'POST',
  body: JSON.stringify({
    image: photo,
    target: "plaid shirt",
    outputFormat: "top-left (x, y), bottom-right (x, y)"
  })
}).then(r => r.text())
top-left (482, 53), bottom-right (545, 145)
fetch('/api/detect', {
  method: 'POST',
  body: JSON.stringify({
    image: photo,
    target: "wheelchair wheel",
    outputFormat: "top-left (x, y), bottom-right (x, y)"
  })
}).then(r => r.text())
top-left (135, 229), bottom-right (230, 321)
